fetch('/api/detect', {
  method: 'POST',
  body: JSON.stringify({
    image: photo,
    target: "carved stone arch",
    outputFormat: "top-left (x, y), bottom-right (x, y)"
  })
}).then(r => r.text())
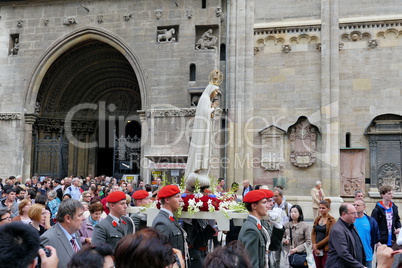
top-left (289, 37), bottom-right (298, 44)
top-left (366, 114), bottom-right (402, 193)
top-left (361, 32), bottom-right (371, 41)
top-left (287, 116), bottom-right (320, 168)
top-left (349, 31), bottom-right (362, 41)
top-left (25, 27), bottom-right (145, 179)
top-left (298, 34), bottom-right (310, 44)
top-left (264, 35), bottom-right (277, 45)
top-left (310, 36), bottom-right (319, 43)
top-left (24, 27), bottom-right (147, 113)
top-left (377, 31), bottom-right (386, 39)
top-left (384, 28), bottom-right (399, 39)
top-left (256, 38), bottom-right (265, 46)
top-left (341, 33), bottom-right (350, 42)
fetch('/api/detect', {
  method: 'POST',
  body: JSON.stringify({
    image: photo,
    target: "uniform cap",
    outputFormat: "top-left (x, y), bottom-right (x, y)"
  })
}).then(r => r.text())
top-left (259, 189), bottom-right (274, 199)
top-left (132, 190), bottom-right (149, 200)
top-left (158, 185), bottom-right (180, 199)
top-left (243, 190), bottom-right (267, 203)
top-left (107, 191), bottom-right (126, 203)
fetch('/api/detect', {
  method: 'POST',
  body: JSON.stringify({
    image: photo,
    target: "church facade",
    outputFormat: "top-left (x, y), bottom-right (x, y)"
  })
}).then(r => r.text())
top-left (1, 0), bottom-right (402, 200)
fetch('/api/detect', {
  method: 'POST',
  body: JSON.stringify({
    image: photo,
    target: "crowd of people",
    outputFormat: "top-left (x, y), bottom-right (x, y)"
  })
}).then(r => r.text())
top-left (0, 174), bottom-right (402, 268)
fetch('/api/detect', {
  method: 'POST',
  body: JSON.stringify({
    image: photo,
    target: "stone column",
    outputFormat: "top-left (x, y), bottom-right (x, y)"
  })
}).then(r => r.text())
top-left (226, 0), bottom-right (255, 186)
top-left (23, 114), bottom-right (37, 180)
top-left (320, 0), bottom-right (340, 195)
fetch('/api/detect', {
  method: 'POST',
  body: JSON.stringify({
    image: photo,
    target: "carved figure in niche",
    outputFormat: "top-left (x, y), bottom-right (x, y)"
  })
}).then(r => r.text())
top-left (155, 10), bottom-right (162, 20)
top-left (157, 28), bottom-right (176, 43)
top-left (368, 39), bottom-right (378, 48)
top-left (184, 70), bottom-right (222, 179)
top-left (195, 29), bottom-right (218, 50)
top-left (378, 163), bottom-right (401, 191)
top-left (17, 20), bottom-right (23, 28)
top-left (351, 33), bottom-right (359, 41)
top-left (289, 118), bottom-right (317, 168)
top-left (10, 37), bottom-right (19, 55)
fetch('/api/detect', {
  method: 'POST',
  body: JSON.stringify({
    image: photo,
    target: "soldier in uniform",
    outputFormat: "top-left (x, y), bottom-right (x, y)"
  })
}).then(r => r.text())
top-left (152, 185), bottom-right (187, 260)
top-left (130, 189), bottom-right (152, 230)
top-left (92, 191), bottom-right (135, 251)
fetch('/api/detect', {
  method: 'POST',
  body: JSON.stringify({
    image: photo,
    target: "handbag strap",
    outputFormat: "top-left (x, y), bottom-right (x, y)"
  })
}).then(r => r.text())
top-left (289, 225), bottom-right (293, 246)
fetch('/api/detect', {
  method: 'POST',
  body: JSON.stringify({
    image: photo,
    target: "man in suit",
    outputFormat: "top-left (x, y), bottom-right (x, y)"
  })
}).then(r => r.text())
top-left (239, 190), bottom-right (285, 268)
top-left (40, 199), bottom-right (85, 268)
top-left (242, 180), bottom-right (253, 200)
top-left (152, 185), bottom-right (187, 259)
top-left (326, 203), bottom-right (366, 268)
top-left (92, 191), bottom-right (135, 251)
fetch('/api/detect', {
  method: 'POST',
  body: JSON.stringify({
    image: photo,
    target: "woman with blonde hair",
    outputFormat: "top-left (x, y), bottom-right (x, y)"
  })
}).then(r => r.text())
top-left (28, 203), bottom-right (47, 236)
top-left (311, 198), bottom-right (336, 268)
top-left (12, 199), bottom-right (32, 223)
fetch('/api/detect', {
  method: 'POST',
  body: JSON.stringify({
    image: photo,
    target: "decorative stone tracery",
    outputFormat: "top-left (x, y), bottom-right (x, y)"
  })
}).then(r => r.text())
top-left (259, 125), bottom-right (285, 171)
top-left (288, 117), bottom-right (318, 168)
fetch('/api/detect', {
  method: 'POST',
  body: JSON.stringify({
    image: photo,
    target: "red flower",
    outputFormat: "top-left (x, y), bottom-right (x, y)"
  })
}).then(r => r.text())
top-left (112, 221), bottom-right (118, 227)
top-left (257, 223), bottom-right (262, 230)
top-left (121, 220), bottom-right (126, 225)
top-left (169, 216), bottom-right (174, 222)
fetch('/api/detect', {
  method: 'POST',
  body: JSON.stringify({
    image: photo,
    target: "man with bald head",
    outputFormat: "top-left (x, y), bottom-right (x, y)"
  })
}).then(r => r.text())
top-left (326, 203), bottom-right (366, 268)
top-left (242, 180), bottom-right (253, 200)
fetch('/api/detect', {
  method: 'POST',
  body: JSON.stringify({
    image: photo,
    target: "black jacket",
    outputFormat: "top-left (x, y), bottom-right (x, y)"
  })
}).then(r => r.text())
top-left (371, 201), bottom-right (401, 245)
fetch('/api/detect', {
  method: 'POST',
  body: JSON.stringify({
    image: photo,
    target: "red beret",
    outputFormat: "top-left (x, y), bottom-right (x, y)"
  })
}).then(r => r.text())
top-left (243, 190), bottom-right (267, 203)
top-left (259, 189), bottom-right (274, 199)
top-left (107, 191), bottom-right (126, 203)
top-left (132, 190), bottom-right (149, 200)
top-left (158, 185), bottom-right (180, 199)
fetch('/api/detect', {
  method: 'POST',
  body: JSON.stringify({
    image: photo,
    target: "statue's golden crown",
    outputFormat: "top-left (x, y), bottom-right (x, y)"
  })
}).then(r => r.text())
top-left (209, 70), bottom-right (223, 86)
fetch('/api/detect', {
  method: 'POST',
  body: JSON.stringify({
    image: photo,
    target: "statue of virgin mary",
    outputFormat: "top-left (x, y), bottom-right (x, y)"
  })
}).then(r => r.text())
top-left (184, 70), bottom-right (223, 179)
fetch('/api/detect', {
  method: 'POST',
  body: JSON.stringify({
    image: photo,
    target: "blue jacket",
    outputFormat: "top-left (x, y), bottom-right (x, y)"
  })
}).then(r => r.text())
top-left (365, 214), bottom-right (380, 250)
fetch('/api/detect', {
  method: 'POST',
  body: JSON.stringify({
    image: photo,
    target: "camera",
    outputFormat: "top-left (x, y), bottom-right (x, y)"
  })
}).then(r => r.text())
top-left (36, 246), bottom-right (51, 268)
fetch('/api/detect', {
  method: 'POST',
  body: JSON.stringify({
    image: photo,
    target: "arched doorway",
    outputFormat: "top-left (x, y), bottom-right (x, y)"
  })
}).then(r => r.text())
top-left (32, 39), bottom-right (141, 179)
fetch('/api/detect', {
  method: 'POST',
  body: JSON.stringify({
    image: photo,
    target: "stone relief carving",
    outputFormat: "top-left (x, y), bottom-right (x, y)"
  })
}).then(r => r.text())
top-left (155, 10), bottom-right (162, 20)
top-left (0, 113), bottom-right (21, 120)
top-left (316, 43), bottom-right (321, 51)
top-left (282, 45), bottom-right (291, 53)
top-left (34, 118), bottom-right (95, 133)
top-left (254, 47), bottom-right (260, 55)
top-left (43, 18), bottom-right (49, 26)
top-left (259, 125), bottom-right (286, 171)
top-left (146, 108), bottom-right (196, 118)
top-left (10, 37), bottom-right (19, 55)
top-left (157, 28), bottom-right (176, 43)
top-left (339, 42), bottom-right (344, 50)
top-left (215, 7), bottom-right (224, 22)
top-left (378, 163), bottom-right (401, 192)
top-left (63, 17), bottom-right (77, 25)
top-left (186, 9), bottom-right (193, 19)
top-left (289, 117), bottom-right (318, 168)
top-left (17, 20), bottom-right (23, 28)
top-left (195, 29), bottom-right (218, 50)
top-left (97, 15), bottom-right (103, 24)
top-left (340, 149), bottom-right (365, 196)
top-left (123, 14), bottom-right (133, 21)
top-left (368, 39), bottom-right (378, 48)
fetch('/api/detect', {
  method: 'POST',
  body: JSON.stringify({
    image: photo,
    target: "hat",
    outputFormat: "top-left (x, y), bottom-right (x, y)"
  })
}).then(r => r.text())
top-left (107, 191), bottom-right (126, 203)
top-left (158, 185), bottom-right (180, 199)
top-left (186, 169), bottom-right (210, 190)
top-left (243, 190), bottom-right (267, 203)
top-left (259, 189), bottom-right (274, 199)
top-left (132, 190), bottom-right (149, 200)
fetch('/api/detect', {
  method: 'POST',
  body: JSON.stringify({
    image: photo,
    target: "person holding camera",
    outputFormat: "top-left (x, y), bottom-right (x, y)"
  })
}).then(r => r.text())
top-left (311, 199), bottom-right (335, 268)
top-left (0, 221), bottom-right (59, 268)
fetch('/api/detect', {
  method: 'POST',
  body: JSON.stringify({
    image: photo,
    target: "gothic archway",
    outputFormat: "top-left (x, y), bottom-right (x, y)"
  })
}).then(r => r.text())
top-left (32, 39), bottom-right (142, 178)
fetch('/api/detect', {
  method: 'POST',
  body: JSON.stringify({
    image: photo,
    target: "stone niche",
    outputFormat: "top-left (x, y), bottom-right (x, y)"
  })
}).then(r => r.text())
top-left (366, 114), bottom-right (402, 195)
top-left (259, 125), bottom-right (286, 171)
top-left (288, 117), bottom-right (319, 168)
top-left (340, 149), bottom-right (365, 197)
